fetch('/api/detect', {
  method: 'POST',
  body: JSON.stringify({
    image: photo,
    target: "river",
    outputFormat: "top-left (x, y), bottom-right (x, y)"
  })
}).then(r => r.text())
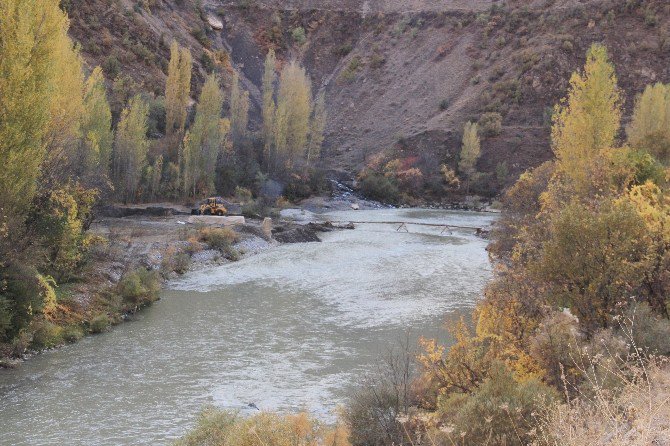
top-left (0, 208), bottom-right (496, 445)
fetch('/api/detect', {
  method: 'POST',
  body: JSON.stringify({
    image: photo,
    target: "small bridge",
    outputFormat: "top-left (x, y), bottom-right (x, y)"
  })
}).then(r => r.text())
top-left (326, 220), bottom-right (489, 236)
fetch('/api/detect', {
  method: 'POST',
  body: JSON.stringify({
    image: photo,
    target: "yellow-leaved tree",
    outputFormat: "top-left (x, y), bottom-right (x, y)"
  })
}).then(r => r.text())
top-left (274, 61), bottom-right (312, 168)
top-left (165, 40), bottom-right (192, 138)
top-left (183, 74), bottom-right (226, 197)
top-left (230, 71), bottom-right (250, 149)
top-left (551, 43), bottom-right (621, 193)
top-left (628, 83), bottom-right (670, 163)
top-left (112, 95), bottom-right (150, 202)
top-left (44, 17), bottom-right (85, 177)
top-left (0, 0), bottom-right (71, 256)
top-left (262, 49), bottom-right (277, 168)
top-left (459, 121), bottom-right (481, 193)
top-left (81, 67), bottom-right (114, 177)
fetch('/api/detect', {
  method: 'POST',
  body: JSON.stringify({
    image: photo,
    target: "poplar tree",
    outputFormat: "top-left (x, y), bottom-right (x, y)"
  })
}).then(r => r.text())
top-left (81, 67), bottom-right (114, 176)
top-left (262, 50), bottom-right (277, 166)
top-left (308, 91), bottom-right (327, 163)
top-left (551, 43), bottom-right (621, 191)
top-left (37, 5), bottom-right (87, 184)
top-left (165, 40), bottom-right (192, 137)
top-left (0, 0), bottom-right (71, 244)
top-left (459, 121), bottom-right (481, 193)
top-left (274, 61), bottom-right (312, 166)
top-left (183, 74), bottom-right (225, 196)
top-left (628, 83), bottom-right (670, 162)
top-left (148, 155), bottom-right (163, 200)
top-left (112, 95), bottom-right (150, 202)
top-left (230, 71), bottom-right (249, 148)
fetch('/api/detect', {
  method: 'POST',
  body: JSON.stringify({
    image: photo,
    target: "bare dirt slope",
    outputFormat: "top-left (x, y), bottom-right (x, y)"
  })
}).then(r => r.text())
top-left (69, 0), bottom-right (670, 190)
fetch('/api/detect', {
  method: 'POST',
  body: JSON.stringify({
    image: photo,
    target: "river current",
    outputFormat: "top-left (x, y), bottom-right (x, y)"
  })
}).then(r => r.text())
top-left (0, 208), bottom-right (496, 445)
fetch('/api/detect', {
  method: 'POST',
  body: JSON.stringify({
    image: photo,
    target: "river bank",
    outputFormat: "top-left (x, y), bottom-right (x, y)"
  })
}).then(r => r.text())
top-left (0, 203), bottom-right (344, 367)
top-left (0, 193), bottom-right (495, 367)
top-left (0, 207), bottom-right (497, 445)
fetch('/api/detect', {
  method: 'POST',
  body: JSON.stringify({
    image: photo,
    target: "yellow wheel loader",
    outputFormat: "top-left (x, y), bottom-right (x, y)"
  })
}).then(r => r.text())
top-left (192, 197), bottom-right (228, 216)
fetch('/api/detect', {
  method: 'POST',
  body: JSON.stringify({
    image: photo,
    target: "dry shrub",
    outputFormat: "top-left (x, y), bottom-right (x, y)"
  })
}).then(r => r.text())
top-left (533, 304), bottom-right (670, 445)
top-left (198, 227), bottom-right (239, 252)
top-left (533, 358), bottom-right (670, 446)
top-left (433, 362), bottom-right (557, 446)
top-left (175, 408), bottom-right (351, 446)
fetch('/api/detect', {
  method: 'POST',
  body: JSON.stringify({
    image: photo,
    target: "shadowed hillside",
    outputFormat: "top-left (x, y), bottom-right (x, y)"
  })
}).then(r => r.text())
top-left (68, 0), bottom-right (670, 191)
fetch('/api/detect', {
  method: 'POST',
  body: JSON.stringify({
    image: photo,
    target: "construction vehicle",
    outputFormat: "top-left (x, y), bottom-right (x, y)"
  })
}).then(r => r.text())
top-left (192, 197), bottom-right (228, 216)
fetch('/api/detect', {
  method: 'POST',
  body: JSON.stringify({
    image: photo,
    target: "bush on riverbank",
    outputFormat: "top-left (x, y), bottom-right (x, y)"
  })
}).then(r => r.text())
top-left (175, 408), bottom-right (351, 446)
top-left (358, 172), bottom-right (400, 204)
top-left (30, 320), bottom-right (63, 350)
top-left (198, 227), bottom-right (239, 260)
top-left (117, 268), bottom-right (161, 306)
top-left (344, 43), bottom-right (670, 446)
top-left (89, 314), bottom-right (111, 334)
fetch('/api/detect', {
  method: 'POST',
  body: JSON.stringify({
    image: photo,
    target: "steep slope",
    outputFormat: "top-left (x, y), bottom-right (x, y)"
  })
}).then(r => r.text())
top-left (69, 0), bottom-right (670, 193)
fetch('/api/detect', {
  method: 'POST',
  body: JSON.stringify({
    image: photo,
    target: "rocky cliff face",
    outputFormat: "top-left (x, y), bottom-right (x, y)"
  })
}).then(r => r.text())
top-left (69, 0), bottom-right (670, 191)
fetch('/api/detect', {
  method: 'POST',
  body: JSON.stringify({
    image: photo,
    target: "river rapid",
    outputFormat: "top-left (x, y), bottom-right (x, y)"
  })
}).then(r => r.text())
top-left (0, 208), bottom-right (496, 445)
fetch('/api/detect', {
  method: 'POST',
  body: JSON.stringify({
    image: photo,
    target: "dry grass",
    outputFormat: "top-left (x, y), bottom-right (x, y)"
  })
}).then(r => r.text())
top-left (533, 359), bottom-right (670, 446)
top-left (533, 310), bottom-right (670, 446)
top-left (175, 408), bottom-right (351, 446)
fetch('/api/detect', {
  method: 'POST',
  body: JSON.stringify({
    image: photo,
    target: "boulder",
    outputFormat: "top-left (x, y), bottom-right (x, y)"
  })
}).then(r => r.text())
top-left (187, 215), bottom-right (245, 226)
top-left (207, 15), bottom-right (223, 30)
top-left (261, 217), bottom-right (273, 240)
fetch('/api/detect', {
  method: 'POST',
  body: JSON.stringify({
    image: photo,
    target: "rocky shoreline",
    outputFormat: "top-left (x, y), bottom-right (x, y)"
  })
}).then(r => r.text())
top-left (1, 197), bottom-right (492, 367)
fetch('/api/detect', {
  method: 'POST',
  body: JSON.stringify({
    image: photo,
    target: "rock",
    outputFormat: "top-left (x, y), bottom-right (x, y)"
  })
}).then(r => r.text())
top-left (351, 203), bottom-right (360, 210)
top-left (187, 215), bottom-right (245, 226)
top-left (272, 226), bottom-right (321, 243)
top-left (191, 249), bottom-right (220, 263)
top-left (207, 15), bottom-right (223, 30)
top-left (261, 217), bottom-right (273, 240)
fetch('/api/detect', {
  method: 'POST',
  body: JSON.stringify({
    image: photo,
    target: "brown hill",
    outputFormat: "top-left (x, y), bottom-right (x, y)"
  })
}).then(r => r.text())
top-left (67, 0), bottom-right (670, 192)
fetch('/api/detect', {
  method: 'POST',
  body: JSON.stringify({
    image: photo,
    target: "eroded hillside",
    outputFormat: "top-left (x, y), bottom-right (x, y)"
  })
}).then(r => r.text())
top-left (68, 0), bottom-right (670, 192)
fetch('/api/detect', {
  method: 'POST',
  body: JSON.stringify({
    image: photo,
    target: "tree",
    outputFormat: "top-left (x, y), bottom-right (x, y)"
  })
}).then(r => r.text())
top-left (112, 95), bottom-right (150, 202)
top-left (308, 91), bottom-right (327, 163)
top-left (0, 0), bottom-right (72, 260)
top-left (230, 71), bottom-right (249, 148)
top-left (628, 83), bottom-right (670, 163)
top-left (148, 155), bottom-right (163, 201)
top-left (183, 74), bottom-right (225, 197)
top-left (262, 50), bottom-right (277, 168)
top-left (43, 15), bottom-right (86, 180)
top-left (165, 40), bottom-right (192, 137)
top-left (459, 121), bottom-right (481, 193)
top-left (274, 61), bottom-right (312, 168)
top-left (81, 67), bottom-right (114, 177)
top-left (551, 43), bottom-right (621, 192)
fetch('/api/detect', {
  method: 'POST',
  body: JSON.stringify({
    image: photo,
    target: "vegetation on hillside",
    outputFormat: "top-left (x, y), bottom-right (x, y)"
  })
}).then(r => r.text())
top-left (341, 42), bottom-right (670, 446)
top-left (173, 42), bottom-right (670, 445)
top-left (0, 0), bottom-right (328, 357)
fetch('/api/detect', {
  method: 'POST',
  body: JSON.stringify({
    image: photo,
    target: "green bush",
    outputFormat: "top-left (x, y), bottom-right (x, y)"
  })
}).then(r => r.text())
top-left (175, 408), bottom-right (345, 446)
top-left (199, 227), bottom-right (239, 252)
top-left (30, 320), bottom-right (63, 349)
top-left (360, 173), bottom-right (400, 203)
top-left (103, 55), bottom-right (121, 78)
top-left (0, 297), bottom-right (12, 342)
top-left (89, 314), bottom-right (110, 334)
top-left (340, 56), bottom-right (362, 82)
top-left (117, 268), bottom-right (161, 305)
top-left (62, 325), bottom-right (84, 343)
top-left (436, 362), bottom-right (556, 446)
top-left (291, 26), bottom-right (306, 44)
top-left (172, 252), bottom-right (192, 275)
top-left (478, 112), bottom-right (503, 136)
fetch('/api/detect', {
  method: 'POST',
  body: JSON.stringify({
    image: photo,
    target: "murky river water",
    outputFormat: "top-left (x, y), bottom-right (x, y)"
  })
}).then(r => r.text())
top-left (0, 209), bottom-right (496, 445)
